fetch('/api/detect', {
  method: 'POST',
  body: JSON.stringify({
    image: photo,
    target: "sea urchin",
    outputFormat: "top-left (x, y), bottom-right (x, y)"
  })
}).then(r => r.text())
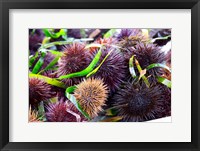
top-left (89, 46), bottom-right (126, 93)
top-left (112, 81), bottom-right (167, 122)
top-left (29, 78), bottom-right (56, 106)
top-left (57, 42), bottom-right (92, 86)
top-left (74, 78), bottom-right (108, 118)
top-left (45, 101), bottom-right (81, 122)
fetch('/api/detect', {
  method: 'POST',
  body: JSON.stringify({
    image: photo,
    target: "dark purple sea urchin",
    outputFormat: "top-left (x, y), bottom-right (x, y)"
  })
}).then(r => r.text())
top-left (89, 46), bottom-right (126, 93)
top-left (112, 81), bottom-right (168, 122)
top-left (29, 78), bottom-right (56, 106)
top-left (74, 78), bottom-right (108, 118)
top-left (57, 43), bottom-right (92, 86)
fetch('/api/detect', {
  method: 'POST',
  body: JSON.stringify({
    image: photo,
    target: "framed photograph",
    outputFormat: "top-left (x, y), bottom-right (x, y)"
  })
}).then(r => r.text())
top-left (0, 0), bottom-right (199, 151)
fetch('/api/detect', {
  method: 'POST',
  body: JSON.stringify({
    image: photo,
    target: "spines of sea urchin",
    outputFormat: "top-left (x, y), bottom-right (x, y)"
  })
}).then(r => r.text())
top-left (115, 29), bottom-right (145, 49)
top-left (125, 43), bottom-right (166, 83)
top-left (74, 78), bottom-right (108, 118)
top-left (56, 43), bottom-right (92, 86)
top-left (112, 81), bottom-right (167, 122)
top-left (115, 29), bottom-right (141, 40)
top-left (29, 78), bottom-right (56, 106)
top-left (29, 106), bottom-right (40, 122)
top-left (46, 101), bottom-right (83, 122)
top-left (89, 47), bottom-right (126, 93)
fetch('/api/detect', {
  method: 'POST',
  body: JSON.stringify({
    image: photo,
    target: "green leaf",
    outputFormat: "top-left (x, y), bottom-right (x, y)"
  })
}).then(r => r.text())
top-left (38, 101), bottom-right (46, 122)
top-left (29, 51), bottom-right (38, 68)
top-left (135, 59), bottom-right (150, 88)
top-left (43, 29), bottom-right (67, 39)
top-left (86, 48), bottom-right (113, 78)
top-left (38, 55), bottom-right (60, 74)
top-left (48, 50), bottom-right (63, 57)
top-left (80, 29), bottom-right (86, 38)
top-left (146, 63), bottom-right (171, 72)
top-left (66, 86), bottom-right (77, 94)
top-left (65, 89), bottom-right (91, 120)
top-left (40, 40), bottom-right (73, 50)
top-left (42, 37), bottom-right (51, 45)
top-left (129, 55), bottom-right (137, 78)
top-left (151, 35), bottom-right (171, 43)
top-left (32, 53), bottom-right (46, 74)
top-left (105, 108), bottom-right (118, 116)
top-left (104, 29), bottom-right (116, 38)
top-left (49, 97), bottom-right (58, 103)
top-left (157, 77), bottom-right (171, 88)
top-left (29, 73), bottom-right (67, 89)
top-left (58, 48), bottom-right (102, 80)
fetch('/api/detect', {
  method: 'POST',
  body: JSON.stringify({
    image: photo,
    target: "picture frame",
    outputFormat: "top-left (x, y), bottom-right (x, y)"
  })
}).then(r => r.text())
top-left (0, 0), bottom-right (199, 150)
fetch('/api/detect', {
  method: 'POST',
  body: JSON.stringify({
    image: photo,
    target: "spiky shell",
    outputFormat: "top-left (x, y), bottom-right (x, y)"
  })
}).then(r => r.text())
top-left (56, 43), bottom-right (92, 86)
top-left (74, 78), bottom-right (108, 118)
top-left (89, 47), bottom-right (126, 93)
top-left (45, 101), bottom-right (83, 122)
top-left (114, 29), bottom-right (146, 49)
top-left (29, 106), bottom-right (40, 122)
top-left (112, 81), bottom-right (169, 122)
top-left (115, 29), bottom-right (141, 40)
top-left (125, 43), bottom-right (167, 83)
top-left (29, 78), bottom-right (56, 106)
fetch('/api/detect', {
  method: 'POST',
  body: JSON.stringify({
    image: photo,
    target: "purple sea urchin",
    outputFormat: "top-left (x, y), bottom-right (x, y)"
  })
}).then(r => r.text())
top-left (29, 78), bottom-right (56, 106)
top-left (74, 78), bottom-right (108, 118)
top-left (46, 101), bottom-right (79, 122)
top-left (115, 29), bottom-right (141, 40)
top-left (29, 29), bottom-right (44, 55)
top-left (89, 47), bottom-right (126, 93)
top-left (115, 29), bottom-right (145, 49)
top-left (112, 81), bottom-right (167, 122)
top-left (57, 43), bottom-right (92, 86)
top-left (158, 84), bottom-right (171, 117)
top-left (125, 43), bottom-right (166, 83)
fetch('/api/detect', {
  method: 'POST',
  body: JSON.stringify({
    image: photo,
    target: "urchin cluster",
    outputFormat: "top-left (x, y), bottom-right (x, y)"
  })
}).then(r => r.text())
top-left (29, 78), bottom-right (56, 106)
top-left (112, 81), bottom-right (168, 122)
top-left (89, 46), bottom-right (126, 93)
top-left (74, 78), bottom-right (108, 118)
top-left (57, 43), bottom-right (92, 86)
